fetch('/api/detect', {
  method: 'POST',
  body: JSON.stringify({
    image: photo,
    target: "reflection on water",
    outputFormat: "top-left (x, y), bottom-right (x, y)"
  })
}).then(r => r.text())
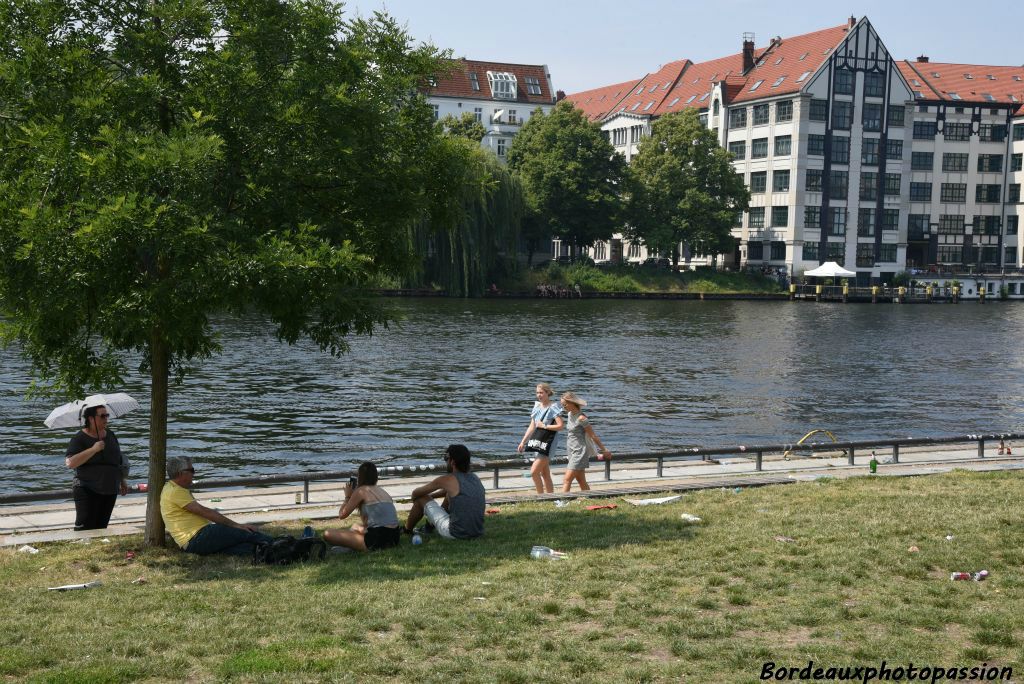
top-left (2, 299), bottom-right (1023, 493)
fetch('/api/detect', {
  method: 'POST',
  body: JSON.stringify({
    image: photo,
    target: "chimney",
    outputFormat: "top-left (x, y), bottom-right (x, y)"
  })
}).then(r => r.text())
top-left (916, 55), bottom-right (930, 63)
top-left (848, 15), bottom-right (856, 29)
top-left (742, 32), bottom-right (755, 73)
top-left (555, 89), bottom-right (566, 102)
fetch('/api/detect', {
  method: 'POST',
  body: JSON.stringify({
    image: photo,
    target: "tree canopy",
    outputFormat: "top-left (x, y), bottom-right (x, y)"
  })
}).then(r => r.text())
top-left (0, 0), bottom-right (451, 544)
top-left (438, 112), bottom-right (487, 143)
top-left (412, 135), bottom-right (523, 296)
top-left (507, 102), bottom-right (626, 256)
top-left (628, 109), bottom-right (749, 267)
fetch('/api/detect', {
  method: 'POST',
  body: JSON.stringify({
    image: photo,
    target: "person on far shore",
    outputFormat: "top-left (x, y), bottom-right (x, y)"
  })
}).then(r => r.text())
top-left (559, 392), bottom-right (612, 493)
top-left (160, 456), bottom-right (272, 556)
top-left (403, 445), bottom-right (485, 540)
top-left (65, 404), bottom-right (130, 530)
top-left (324, 462), bottom-right (400, 552)
top-left (517, 382), bottom-right (564, 494)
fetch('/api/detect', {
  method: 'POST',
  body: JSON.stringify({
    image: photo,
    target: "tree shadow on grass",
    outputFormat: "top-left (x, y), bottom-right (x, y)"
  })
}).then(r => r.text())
top-left (151, 502), bottom-right (698, 586)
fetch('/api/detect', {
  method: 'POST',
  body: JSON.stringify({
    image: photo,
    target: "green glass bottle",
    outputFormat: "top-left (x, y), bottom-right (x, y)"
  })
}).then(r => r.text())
top-left (869, 452), bottom-right (878, 474)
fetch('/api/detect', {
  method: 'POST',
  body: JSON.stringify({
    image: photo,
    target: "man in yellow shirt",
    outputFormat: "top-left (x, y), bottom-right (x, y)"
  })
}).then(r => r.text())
top-left (160, 456), bottom-right (271, 555)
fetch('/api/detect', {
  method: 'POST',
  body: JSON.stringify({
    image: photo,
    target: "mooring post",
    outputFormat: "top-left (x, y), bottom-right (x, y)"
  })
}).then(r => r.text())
top-left (978, 439), bottom-right (985, 458)
top-left (657, 457), bottom-right (663, 478)
top-left (848, 447), bottom-right (855, 466)
top-left (604, 456), bottom-right (612, 481)
top-left (756, 450), bottom-right (763, 472)
top-left (493, 468), bottom-right (500, 490)
top-left (303, 479), bottom-right (309, 504)
top-left (892, 443), bottom-right (900, 464)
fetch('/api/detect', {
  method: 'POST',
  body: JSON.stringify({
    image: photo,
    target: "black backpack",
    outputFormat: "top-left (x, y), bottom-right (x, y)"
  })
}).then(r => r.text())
top-left (253, 535), bottom-right (327, 565)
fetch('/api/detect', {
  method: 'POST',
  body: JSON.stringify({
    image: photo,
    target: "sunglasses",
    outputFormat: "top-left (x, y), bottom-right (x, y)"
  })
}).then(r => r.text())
top-left (96, 413), bottom-right (110, 419)
top-left (182, 467), bottom-right (195, 473)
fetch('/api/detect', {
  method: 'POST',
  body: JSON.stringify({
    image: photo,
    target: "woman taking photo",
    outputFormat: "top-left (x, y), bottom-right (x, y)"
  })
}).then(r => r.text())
top-left (517, 382), bottom-right (564, 494)
top-left (324, 462), bottom-right (400, 552)
top-left (559, 391), bottom-right (612, 493)
top-left (65, 403), bottom-right (129, 530)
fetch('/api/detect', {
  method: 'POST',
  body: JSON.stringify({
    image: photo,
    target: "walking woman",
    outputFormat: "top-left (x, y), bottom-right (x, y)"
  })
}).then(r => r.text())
top-left (324, 462), bottom-right (401, 552)
top-left (65, 404), bottom-right (129, 530)
top-left (560, 391), bottom-right (612, 493)
top-left (517, 382), bottom-right (564, 493)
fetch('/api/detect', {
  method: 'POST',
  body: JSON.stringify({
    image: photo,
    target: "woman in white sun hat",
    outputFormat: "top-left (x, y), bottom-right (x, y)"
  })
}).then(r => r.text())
top-left (559, 391), bottom-right (611, 493)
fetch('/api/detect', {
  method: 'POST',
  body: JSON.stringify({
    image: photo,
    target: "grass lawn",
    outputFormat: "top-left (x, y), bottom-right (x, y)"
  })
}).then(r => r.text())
top-left (2, 470), bottom-right (1022, 683)
top-left (500, 263), bottom-right (784, 295)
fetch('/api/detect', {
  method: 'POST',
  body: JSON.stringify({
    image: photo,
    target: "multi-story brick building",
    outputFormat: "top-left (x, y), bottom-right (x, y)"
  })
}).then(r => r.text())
top-left (565, 17), bottom-right (1024, 283)
top-left (423, 58), bottom-right (556, 162)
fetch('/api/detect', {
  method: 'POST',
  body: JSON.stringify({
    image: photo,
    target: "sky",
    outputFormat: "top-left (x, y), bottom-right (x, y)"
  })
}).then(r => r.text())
top-left (345, 0), bottom-right (1023, 95)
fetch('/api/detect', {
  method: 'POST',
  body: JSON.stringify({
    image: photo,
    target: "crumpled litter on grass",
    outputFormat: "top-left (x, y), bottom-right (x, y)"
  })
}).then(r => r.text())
top-left (625, 495), bottom-right (681, 506)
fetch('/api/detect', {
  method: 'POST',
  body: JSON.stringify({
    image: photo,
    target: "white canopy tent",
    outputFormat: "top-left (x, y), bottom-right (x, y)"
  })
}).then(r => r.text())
top-left (803, 261), bottom-right (856, 278)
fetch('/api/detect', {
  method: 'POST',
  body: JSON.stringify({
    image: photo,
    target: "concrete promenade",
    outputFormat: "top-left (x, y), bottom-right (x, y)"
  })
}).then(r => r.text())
top-left (3, 444), bottom-right (1022, 547)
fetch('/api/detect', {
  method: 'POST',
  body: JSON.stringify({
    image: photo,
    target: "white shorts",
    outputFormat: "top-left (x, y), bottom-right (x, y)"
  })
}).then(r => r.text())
top-left (423, 500), bottom-right (455, 540)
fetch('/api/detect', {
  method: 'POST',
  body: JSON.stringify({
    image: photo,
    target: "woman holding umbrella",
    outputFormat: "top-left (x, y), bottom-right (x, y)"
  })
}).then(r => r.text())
top-left (65, 403), bottom-right (129, 530)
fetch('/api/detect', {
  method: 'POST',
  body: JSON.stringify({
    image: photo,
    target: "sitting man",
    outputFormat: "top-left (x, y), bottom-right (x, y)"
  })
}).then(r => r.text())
top-left (403, 444), bottom-right (485, 540)
top-left (160, 456), bottom-right (272, 555)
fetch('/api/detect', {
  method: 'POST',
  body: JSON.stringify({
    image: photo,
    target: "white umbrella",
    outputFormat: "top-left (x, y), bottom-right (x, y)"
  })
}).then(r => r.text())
top-left (804, 261), bottom-right (856, 278)
top-left (44, 392), bottom-right (141, 429)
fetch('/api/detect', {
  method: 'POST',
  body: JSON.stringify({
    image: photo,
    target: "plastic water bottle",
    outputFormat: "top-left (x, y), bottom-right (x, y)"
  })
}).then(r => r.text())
top-left (411, 533), bottom-right (423, 546)
top-left (531, 545), bottom-right (552, 559)
top-left (302, 525), bottom-right (314, 539)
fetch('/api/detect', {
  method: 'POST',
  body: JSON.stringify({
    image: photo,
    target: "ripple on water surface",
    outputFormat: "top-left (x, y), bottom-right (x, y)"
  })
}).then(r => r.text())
top-left (1, 299), bottom-right (1023, 493)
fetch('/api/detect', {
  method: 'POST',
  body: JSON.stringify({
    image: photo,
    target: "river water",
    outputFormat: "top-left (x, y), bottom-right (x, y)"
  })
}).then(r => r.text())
top-left (2, 299), bottom-right (1023, 494)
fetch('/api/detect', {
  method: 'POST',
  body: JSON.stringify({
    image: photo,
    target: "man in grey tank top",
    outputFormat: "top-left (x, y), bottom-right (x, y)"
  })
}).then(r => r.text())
top-left (403, 444), bottom-right (485, 540)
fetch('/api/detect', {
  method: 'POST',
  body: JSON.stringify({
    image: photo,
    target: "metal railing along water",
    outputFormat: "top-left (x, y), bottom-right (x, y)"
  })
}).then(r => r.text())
top-left (1, 432), bottom-right (1020, 506)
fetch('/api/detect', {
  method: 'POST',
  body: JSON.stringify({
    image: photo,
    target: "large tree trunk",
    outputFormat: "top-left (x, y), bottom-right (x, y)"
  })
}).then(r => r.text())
top-left (144, 330), bottom-right (169, 546)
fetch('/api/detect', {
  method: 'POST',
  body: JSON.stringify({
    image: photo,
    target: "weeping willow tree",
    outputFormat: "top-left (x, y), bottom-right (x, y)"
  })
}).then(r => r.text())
top-left (413, 136), bottom-right (524, 296)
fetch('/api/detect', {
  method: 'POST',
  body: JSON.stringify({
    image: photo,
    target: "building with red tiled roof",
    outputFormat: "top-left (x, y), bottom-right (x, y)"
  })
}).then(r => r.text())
top-left (898, 59), bottom-right (1024, 107)
top-left (559, 17), bottom-right (1024, 284)
top-left (565, 79), bottom-right (640, 122)
top-left (422, 58), bottom-right (556, 161)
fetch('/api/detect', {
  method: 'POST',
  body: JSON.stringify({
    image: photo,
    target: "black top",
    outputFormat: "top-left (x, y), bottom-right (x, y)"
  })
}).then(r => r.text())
top-left (66, 430), bottom-right (128, 496)
top-left (449, 471), bottom-right (485, 539)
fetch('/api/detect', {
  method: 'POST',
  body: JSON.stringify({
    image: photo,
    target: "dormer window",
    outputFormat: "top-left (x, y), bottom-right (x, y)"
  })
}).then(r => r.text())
top-left (487, 71), bottom-right (518, 100)
top-left (469, 72), bottom-right (480, 91)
